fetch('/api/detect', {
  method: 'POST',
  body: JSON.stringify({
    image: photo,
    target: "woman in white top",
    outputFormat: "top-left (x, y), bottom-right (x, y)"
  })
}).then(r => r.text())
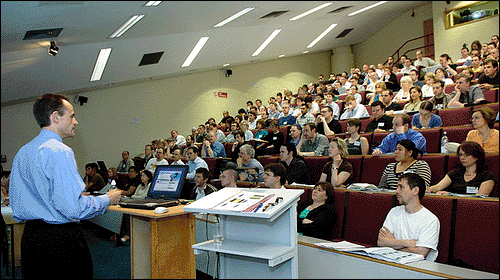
top-left (131, 169), bottom-right (153, 199)
top-left (434, 68), bottom-right (454, 85)
top-left (421, 72), bottom-right (437, 98)
top-left (393, 76), bottom-right (412, 103)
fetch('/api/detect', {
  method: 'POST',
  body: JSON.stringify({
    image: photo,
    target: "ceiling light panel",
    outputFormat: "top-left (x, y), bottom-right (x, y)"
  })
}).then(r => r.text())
top-left (252, 29), bottom-right (281, 57)
top-left (307, 23), bottom-right (337, 48)
top-left (182, 37), bottom-right (209, 67)
top-left (214, 7), bottom-right (254, 27)
top-left (144, 1), bottom-right (162, 7)
top-left (109, 15), bottom-right (145, 38)
top-left (289, 2), bottom-right (332, 21)
top-left (348, 1), bottom-right (387, 17)
top-left (90, 48), bottom-right (112, 82)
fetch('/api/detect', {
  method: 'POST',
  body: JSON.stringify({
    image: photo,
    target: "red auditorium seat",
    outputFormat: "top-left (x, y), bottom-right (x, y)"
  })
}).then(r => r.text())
top-left (303, 156), bottom-right (330, 184)
top-left (224, 142), bottom-right (233, 158)
top-left (418, 196), bottom-right (453, 264)
top-left (359, 155), bottom-right (395, 185)
top-left (484, 154), bottom-right (499, 197)
top-left (482, 89), bottom-right (498, 103)
top-left (396, 74), bottom-right (403, 85)
top-left (421, 154), bottom-right (447, 185)
top-left (452, 199), bottom-right (499, 274)
top-left (256, 155), bottom-right (279, 168)
top-left (437, 106), bottom-right (472, 127)
top-left (446, 154), bottom-right (461, 173)
top-left (202, 157), bottom-right (218, 176)
top-left (473, 102), bottom-right (499, 116)
top-left (279, 125), bottom-right (290, 143)
top-left (347, 155), bottom-right (363, 183)
top-left (370, 131), bottom-right (390, 150)
top-left (419, 128), bottom-right (442, 153)
top-left (133, 157), bottom-right (145, 169)
top-left (332, 190), bottom-right (347, 240)
top-left (339, 119), bottom-right (348, 133)
top-left (343, 191), bottom-right (394, 246)
top-left (364, 106), bottom-right (372, 116)
top-left (444, 84), bottom-right (456, 94)
top-left (442, 125), bottom-right (474, 144)
top-left (360, 117), bottom-right (374, 133)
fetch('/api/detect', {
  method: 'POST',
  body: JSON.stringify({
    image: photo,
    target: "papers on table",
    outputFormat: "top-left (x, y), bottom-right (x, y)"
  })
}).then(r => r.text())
top-left (212, 190), bottom-right (274, 212)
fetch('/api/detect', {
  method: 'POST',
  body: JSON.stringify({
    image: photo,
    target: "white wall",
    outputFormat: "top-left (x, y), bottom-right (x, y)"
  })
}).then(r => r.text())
top-left (1, 51), bottom-right (331, 176)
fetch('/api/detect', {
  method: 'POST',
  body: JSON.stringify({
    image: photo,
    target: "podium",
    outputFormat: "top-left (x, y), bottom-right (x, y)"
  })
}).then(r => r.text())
top-left (184, 187), bottom-right (303, 279)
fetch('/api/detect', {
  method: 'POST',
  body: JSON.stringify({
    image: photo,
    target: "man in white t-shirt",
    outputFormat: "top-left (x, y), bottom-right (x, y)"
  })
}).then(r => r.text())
top-left (378, 173), bottom-right (440, 261)
top-left (263, 163), bottom-right (287, 190)
top-left (145, 148), bottom-right (169, 173)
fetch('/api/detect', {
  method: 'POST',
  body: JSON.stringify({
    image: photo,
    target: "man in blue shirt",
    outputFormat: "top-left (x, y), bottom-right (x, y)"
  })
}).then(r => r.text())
top-left (278, 102), bottom-right (296, 126)
top-left (201, 131), bottom-right (227, 158)
top-left (185, 146), bottom-right (209, 180)
top-left (9, 93), bottom-right (123, 278)
top-left (372, 113), bottom-right (427, 156)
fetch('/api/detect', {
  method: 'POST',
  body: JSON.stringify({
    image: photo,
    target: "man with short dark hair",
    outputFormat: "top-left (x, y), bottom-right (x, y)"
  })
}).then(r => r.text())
top-left (142, 144), bottom-right (154, 169)
top-left (380, 89), bottom-right (402, 115)
top-left (278, 103), bottom-right (296, 126)
top-left (263, 163), bottom-right (287, 189)
top-left (220, 169), bottom-right (238, 188)
top-left (256, 120), bottom-right (284, 156)
top-left (449, 73), bottom-right (485, 107)
top-left (190, 168), bottom-right (217, 200)
top-left (477, 58), bottom-right (499, 91)
top-left (117, 150), bottom-right (134, 173)
top-left (378, 173), bottom-right (440, 261)
top-left (84, 162), bottom-right (105, 193)
top-left (315, 105), bottom-right (342, 136)
top-left (366, 101), bottom-right (393, 132)
top-left (296, 103), bottom-right (315, 126)
top-left (299, 123), bottom-right (329, 156)
top-left (428, 80), bottom-right (453, 110)
top-left (185, 146), bottom-right (209, 180)
top-left (171, 130), bottom-right (186, 146)
top-left (201, 131), bottom-right (227, 158)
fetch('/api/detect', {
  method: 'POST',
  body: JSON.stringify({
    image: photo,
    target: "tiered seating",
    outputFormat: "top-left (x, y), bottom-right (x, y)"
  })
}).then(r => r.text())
top-left (359, 155), bottom-right (394, 185)
top-left (302, 156), bottom-right (330, 184)
top-left (482, 89), bottom-right (498, 103)
top-left (437, 106), bottom-right (472, 127)
top-left (419, 127), bottom-right (441, 153)
top-left (442, 125), bottom-right (474, 144)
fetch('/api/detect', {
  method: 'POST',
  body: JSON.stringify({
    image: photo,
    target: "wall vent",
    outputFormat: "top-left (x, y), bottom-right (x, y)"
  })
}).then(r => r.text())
top-left (139, 51), bottom-right (164, 66)
top-left (23, 28), bottom-right (63, 40)
top-left (336, 28), bottom-right (353, 38)
top-left (260, 10), bottom-right (289, 19)
top-left (329, 6), bottom-right (353, 13)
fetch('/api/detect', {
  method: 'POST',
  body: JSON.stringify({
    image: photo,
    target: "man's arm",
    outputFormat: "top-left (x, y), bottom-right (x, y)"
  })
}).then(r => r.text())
top-left (377, 226), bottom-right (431, 257)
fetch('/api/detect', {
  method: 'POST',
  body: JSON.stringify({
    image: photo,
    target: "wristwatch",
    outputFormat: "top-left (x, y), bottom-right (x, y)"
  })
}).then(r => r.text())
top-left (332, 166), bottom-right (338, 170)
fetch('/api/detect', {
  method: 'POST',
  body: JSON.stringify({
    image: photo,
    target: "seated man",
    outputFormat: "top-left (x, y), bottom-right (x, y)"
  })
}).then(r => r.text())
top-left (237, 144), bottom-right (264, 183)
top-left (448, 73), bottom-right (485, 107)
top-left (185, 146), bottom-right (209, 180)
top-left (278, 102), bottom-right (296, 126)
top-left (316, 106), bottom-right (342, 136)
top-left (279, 142), bottom-right (311, 185)
top-left (196, 124), bottom-right (208, 144)
top-left (365, 101), bottom-right (393, 132)
top-left (83, 162), bottom-right (105, 193)
top-left (298, 123), bottom-right (329, 157)
top-left (262, 163), bottom-right (288, 189)
top-left (189, 167), bottom-right (217, 200)
top-left (372, 113), bottom-right (427, 156)
top-left (380, 89), bottom-right (402, 115)
top-left (256, 120), bottom-right (284, 156)
top-left (296, 103), bottom-right (316, 127)
top-left (220, 169), bottom-right (238, 188)
top-left (117, 151), bottom-right (134, 173)
top-left (171, 130), bottom-right (186, 146)
top-left (201, 131), bottom-right (227, 158)
top-left (428, 80), bottom-right (453, 110)
top-left (413, 50), bottom-right (438, 69)
top-left (145, 147), bottom-right (169, 173)
top-left (477, 58), bottom-right (499, 92)
top-left (340, 95), bottom-right (370, 120)
top-left (378, 173), bottom-right (440, 261)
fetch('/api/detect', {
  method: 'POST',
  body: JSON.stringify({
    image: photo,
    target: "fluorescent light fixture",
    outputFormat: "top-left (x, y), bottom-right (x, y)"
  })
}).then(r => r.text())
top-left (223, 63), bottom-right (230, 66)
top-left (109, 15), bottom-right (145, 38)
top-left (348, 1), bottom-right (387, 16)
top-left (307, 23), bottom-right (337, 48)
top-left (289, 2), bottom-right (332, 21)
top-left (214, 7), bottom-right (254, 27)
top-left (144, 1), bottom-right (162, 6)
top-left (90, 48), bottom-right (112, 82)
top-left (252, 29), bottom-right (281, 57)
top-left (182, 37), bottom-right (209, 67)
top-left (279, 54), bottom-right (285, 58)
top-left (303, 50), bottom-right (309, 54)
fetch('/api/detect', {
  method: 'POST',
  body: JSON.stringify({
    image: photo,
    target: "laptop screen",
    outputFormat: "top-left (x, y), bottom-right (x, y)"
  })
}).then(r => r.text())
top-left (147, 164), bottom-right (189, 199)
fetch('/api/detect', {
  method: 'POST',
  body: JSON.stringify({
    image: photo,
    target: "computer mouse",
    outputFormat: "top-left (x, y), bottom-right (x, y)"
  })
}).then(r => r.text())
top-left (154, 207), bottom-right (169, 214)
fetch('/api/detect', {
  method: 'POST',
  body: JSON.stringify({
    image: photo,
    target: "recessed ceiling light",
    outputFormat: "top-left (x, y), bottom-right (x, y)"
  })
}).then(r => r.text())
top-left (182, 37), bottom-right (209, 67)
top-left (307, 23), bottom-right (337, 48)
top-left (303, 50), bottom-right (309, 54)
top-left (223, 63), bottom-right (230, 67)
top-left (279, 54), bottom-right (285, 58)
top-left (289, 2), bottom-right (332, 21)
top-left (214, 7), bottom-right (254, 27)
top-left (252, 29), bottom-right (281, 57)
top-left (90, 48), bottom-right (112, 82)
top-left (348, 1), bottom-right (387, 16)
top-left (144, 1), bottom-right (162, 7)
top-left (109, 15), bottom-right (145, 38)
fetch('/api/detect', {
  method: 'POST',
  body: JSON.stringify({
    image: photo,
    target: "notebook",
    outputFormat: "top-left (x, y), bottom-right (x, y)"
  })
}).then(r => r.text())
top-left (118, 164), bottom-right (189, 210)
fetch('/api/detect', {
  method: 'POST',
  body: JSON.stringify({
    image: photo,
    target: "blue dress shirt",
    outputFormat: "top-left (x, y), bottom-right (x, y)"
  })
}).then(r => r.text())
top-left (187, 157), bottom-right (209, 179)
top-left (376, 129), bottom-right (427, 154)
top-left (208, 141), bottom-right (227, 157)
top-left (10, 129), bottom-right (110, 224)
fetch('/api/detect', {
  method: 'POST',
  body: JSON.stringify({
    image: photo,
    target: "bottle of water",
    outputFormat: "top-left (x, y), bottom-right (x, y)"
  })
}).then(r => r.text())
top-left (441, 131), bottom-right (448, 153)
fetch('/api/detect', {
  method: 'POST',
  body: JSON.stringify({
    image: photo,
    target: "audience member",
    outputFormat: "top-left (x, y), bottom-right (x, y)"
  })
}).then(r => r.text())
top-left (413, 50), bottom-right (438, 68)
top-left (224, 121), bottom-right (240, 143)
top-left (209, 123), bottom-right (227, 143)
top-left (316, 106), bottom-right (342, 136)
top-left (83, 162), bottom-right (105, 193)
top-left (298, 123), bottom-right (329, 157)
top-left (400, 58), bottom-right (417, 74)
top-left (324, 92), bottom-right (341, 120)
top-left (229, 130), bottom-right (247, 163)
top-left (196, 124), bottom-right (208, 144)
top-left (145, 147), bottom-right (169, 173)
top-left (254, 119), bottom-right (269, 139)
top-left (279, 143), bottom-right (311, 185)
top-left (131, 170), bottom-right (153, 200)
top-left (201, 131), bottom-right (227, 158)
top-left (106, 167), bottom-right (119, 187)
top-left (296, 103), bottom-right (316, 126)
top-left (142, 144), bottom-right (154, 170)
top-left (403, 86), bottom-right (424, 112)
top-left (427, 141), bottom-right (495, 196)
top-left (278, 102), bottom-right (296, 126)
top-left (421, 72), bottom-right (437, 98)
top-left (379, 139), bottom-right (431, 189)
top-left (237, 144), bottom-right (264, 183)
top-left (190, 167), bottom-right (217, 200)
top-left (220, 169), bottom-right (238, 188)
top-left (411, 101), bottom-right (442, 130)
top-left (456, 47), bottom-right (472, 64)
top-left (262, 163), bottom-right (287, 189)
top-left (319, 138), bottom-right (353, 187)
top-left (171, 148), bottom-right (185, 165)
top-left (382, 66), bottom-right (400, 91)
top-left (366, 101), bottom-right (394, 132)
top-left (289, 124), bottom-right (304, 150)
top-left (347, 85), bottom-right (363, 105)
top-left (409, 69), bottom-right (425, 88)
top-left (393, 76), bottom-right (412, 103)
top-left (367, 81), bottom-right (386, 106)
top-left (470, 55), bottom-right (484, 76)
top-left (378, 173), bottom-right (440, 261)
top-left (248, 111), bottom-right (257, 130)
top-left (218, 110), bottom-right (232, 131)
top-left (171, 130), bottom-right (186, 146)
top-left (345, 118), bottom-right (370, 155)
top-left (340, 95), bottom-right (369, 120)
top-left (183, 135), bottom-right (197, 155)
top-left (297, 181), bottom-right (337, 240)
top-left (466, 107), bottom-right (499, 153)
top-left (434, 67), bottom-right (454, 85)
top-left (305, 96), bottom-right (320, 115)
top-left (372, 113), bottom-right (427, 155)
top-left (121, 166), bottom-right (142, 196)
top-left (185, 146), bottom-right (209, 180)
top-left (448, 73), bottom-right (485, 107)
top-left (256, 120), bottom-right (284, 156)
top-left (477, 58), bottom-right (499, 91)
top-left (438, 53), bottom-right (458, 77)
top-left (428, 80), bottom-right (453, 110)
top-left (117, 150), bottom-right (134, 173)
top-left (165, 137), bottom-right (182, 160)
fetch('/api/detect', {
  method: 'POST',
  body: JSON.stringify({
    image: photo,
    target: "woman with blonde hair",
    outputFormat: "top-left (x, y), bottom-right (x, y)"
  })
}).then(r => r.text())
top-left (393, 75), bottom-right (413, 103)
top-left (422, 72), bottom-right (437, 98)
top-left (319, 137), bottom-right (353, 187)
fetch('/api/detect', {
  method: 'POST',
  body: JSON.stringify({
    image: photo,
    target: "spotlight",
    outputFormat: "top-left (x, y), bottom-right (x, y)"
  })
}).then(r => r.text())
top-left (48, 41), bottom-right (59, 56)
top-left (78, 95), bottom-right (88, 106)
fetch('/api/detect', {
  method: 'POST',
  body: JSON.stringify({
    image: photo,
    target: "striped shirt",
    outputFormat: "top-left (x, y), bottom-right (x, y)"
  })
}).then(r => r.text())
top-left (378, 160), bottom-right (431, 189)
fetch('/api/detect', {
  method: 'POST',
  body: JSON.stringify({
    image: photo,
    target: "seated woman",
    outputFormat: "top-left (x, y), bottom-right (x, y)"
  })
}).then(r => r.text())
top-left (411, 101), bottom-right (442, 130)
top-left (230, 130), bottom-right (247, 163)
top-left (319, 137), bottom-right (353, 187)
top-left (345, 118), bottom-right (370, 155)
top-left (427, 141), bottom-right (495, 196)
top-left (421, 72), bottom-right (437, 98)
top-left (392, 76), bottom-right (412, 103)
top-left (403, 86), bottom-right (423, 112)
top-left (297, 181), bottom-right (336, 240)
top-left (466, 106), bottom-right (499, 153)
top-left (367, 81), bottom-right (386, 106)
top-left (131, 169), bottom-right (153, 199)
top-left (107, 167), bottom-right (119, 187)
top-left (279, 142), bottom-right (311, 185)
top-left (253, 119), bottom-right (268, 139)
top-left (435, 67), bottom-right (454, 85)
top-left (378, 139), bottom-right (431, 189)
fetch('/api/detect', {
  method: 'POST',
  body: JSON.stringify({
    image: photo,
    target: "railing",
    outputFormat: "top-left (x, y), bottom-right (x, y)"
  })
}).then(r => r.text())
top-left (384, 33), bottom-right (435, 65)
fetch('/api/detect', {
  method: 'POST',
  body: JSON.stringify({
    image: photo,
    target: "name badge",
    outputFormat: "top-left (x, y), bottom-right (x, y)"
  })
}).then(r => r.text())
top-left (353, 141), bottom-right (361, 146)
top-left (466, 186), bottom-right (478, 194)
top-left (378, 122), bottom-right (385, 127)
top-left (273, 136), bottom-right (277, 140)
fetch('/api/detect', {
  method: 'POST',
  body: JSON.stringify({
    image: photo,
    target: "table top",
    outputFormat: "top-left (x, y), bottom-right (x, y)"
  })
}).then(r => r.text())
top-left (107, 204), bottom-right (191, 219)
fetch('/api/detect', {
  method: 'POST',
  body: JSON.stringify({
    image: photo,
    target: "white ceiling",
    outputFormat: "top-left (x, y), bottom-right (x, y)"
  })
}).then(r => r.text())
top-left (1, 1), bottom-right (430, 105)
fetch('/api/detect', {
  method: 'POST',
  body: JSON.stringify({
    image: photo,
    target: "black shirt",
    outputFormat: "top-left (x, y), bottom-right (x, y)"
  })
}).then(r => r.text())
top-left (365, 114), bottom-right (393, 132)
top-left (317, 118), bottom-right (343, 135)
top-left (280, 158), bottom-right (311, 185)
top-left (385, 102), bottom-right (402, 112)
top-left (477, 72), bottom-right (499, 87)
